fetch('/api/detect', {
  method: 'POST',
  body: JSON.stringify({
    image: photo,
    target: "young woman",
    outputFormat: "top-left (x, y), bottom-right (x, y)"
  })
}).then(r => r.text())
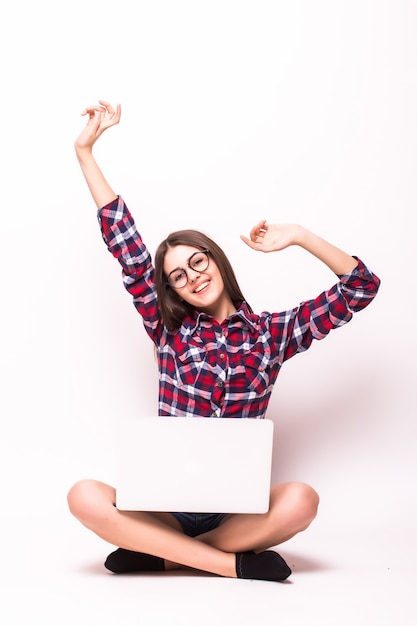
top-left (67, 100), bottom-right (380, 582)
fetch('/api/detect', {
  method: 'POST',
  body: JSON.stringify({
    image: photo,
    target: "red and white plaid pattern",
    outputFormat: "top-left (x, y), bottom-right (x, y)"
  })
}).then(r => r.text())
top-left (99, 196), bottom-right (380, 419)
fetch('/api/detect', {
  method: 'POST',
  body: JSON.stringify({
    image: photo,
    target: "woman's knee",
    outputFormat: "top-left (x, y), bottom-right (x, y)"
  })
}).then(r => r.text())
top-left (272, 482), bottom-right (320, 529)
top-left (289, 482), bottom-right (319, 528)
top-left (67, 479), bottom-right (111, 524)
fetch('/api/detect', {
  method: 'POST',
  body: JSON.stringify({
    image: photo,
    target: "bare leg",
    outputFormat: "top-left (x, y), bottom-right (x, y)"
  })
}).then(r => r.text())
top-left (67, 479), bottom-right (317, 580)
top-left (198, 482), bottom-right (320, 553)
top-left (67, 479), bottom-right (236, 578)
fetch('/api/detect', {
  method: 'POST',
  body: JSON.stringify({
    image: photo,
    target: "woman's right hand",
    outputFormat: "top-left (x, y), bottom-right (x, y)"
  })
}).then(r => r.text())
top-left (75, 100), bottom-right (121, 152)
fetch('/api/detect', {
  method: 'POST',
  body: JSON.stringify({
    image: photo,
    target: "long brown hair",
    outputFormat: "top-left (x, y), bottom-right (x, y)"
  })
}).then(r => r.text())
top-left (154, 230), bottom-right (251, 331)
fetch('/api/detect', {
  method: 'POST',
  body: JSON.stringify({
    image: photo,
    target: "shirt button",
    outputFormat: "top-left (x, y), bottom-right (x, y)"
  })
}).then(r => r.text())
top-left (219, 353), bottom-right (225, 359)
top-left (216, 380), bottom-right (223, 387)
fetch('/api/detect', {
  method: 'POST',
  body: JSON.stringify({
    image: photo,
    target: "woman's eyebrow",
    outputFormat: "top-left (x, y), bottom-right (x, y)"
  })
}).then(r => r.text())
top-left (167, 265), bottom-right (183, 275)
top-left (167, 251), bottom-right (199, 274)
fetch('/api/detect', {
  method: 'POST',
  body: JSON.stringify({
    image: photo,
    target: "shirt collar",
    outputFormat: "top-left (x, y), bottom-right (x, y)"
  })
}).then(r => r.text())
top-left (183, 301), bottom-right (257, 335)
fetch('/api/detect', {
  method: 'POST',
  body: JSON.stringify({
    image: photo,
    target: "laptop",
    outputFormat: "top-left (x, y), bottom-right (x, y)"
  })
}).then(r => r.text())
top-left (114, 416), bottom-right (274, 514)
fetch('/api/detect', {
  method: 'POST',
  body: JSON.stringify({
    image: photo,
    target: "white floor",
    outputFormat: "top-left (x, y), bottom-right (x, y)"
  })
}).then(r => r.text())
top-left (2, 506), bottom-right (415, 626)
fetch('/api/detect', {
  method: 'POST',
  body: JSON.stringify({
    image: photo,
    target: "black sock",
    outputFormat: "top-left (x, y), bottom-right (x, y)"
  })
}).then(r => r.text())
top-left (236, 550), bottom-right (291, 582)
top-left (104, 548), bottom-right (165, 573)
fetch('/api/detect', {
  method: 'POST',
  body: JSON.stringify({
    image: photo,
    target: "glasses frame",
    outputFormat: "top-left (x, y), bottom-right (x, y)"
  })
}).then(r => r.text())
top-left (166, 249), bottom-right (210, 289)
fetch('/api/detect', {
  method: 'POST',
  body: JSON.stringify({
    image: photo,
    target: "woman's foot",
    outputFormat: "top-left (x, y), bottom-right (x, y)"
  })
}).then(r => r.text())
top-left (104, 548), bottom-right (165, 573)
top-left (105, 547), bottom-right (291, 582)
top-left (236, 550), bottom-right (291, 582)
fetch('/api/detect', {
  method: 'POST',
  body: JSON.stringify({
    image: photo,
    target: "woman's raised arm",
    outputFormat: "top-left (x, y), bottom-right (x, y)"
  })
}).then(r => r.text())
top-left (74, 100), bottom-right (121, 209)
top-left (241, 221), bottom-right (358, 276)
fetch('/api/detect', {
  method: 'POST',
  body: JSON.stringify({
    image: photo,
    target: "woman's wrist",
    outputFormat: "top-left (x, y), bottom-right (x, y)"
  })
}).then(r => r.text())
top-left (75, 143), bottom-right (91, 153)
top-left (75, 144), bottom-right (94, 163)
top-left (292, 224), bottom-right (310, 247)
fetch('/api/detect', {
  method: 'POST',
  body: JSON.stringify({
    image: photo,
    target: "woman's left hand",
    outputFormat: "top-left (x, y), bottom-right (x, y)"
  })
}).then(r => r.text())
top-left (240, 221), bottom-right (302, 253)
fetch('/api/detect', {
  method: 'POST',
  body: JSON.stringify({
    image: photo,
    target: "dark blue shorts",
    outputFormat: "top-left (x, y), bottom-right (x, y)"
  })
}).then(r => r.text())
top-left (170, 512), bottom-right (227, 537)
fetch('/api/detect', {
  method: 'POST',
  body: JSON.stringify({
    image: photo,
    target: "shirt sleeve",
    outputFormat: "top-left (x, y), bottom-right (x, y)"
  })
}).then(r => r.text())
top-left (271, 258), bottom-right (381, 363)
top-left (97, 195), bottom-right (163, 343)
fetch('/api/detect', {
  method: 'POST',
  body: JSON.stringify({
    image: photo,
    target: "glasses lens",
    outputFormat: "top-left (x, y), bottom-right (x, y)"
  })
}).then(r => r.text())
top-left (168, 269), bottom-right (187, 288)
top-left (190, 251), bottom-right (209, 272)
top-left (167, 251), bottom-right (209, 289)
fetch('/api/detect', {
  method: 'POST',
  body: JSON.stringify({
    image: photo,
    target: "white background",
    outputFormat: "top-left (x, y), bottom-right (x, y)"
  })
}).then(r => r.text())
top-left (1, 1), bottom-right (416, 624)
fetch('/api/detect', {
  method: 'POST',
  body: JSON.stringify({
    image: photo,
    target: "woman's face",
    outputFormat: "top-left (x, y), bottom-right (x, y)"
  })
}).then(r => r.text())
top-left (164, 245), bottom-right (235, 319)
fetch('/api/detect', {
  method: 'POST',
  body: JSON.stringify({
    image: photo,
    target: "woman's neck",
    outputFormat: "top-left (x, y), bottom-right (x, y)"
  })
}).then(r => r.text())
top-left (199, 297), bottom-right (237, 325)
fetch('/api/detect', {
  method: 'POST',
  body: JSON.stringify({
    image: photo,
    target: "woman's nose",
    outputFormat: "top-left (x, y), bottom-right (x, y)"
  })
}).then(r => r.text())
top-left (187, 268), bottom-right (201, 283)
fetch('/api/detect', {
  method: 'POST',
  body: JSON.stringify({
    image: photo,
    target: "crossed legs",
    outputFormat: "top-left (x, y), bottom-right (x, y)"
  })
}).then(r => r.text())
top-left (67, 479), bottom-right (319, 580)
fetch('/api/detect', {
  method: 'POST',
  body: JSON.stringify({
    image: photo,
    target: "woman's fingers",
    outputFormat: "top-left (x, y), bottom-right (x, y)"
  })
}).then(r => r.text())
top-left (82, 103), bottom-right (105, 113)
top-left (79, 102), bottom-right (121, 135)
top-left (249, 219), bottom-right (268, 242)
top-left (98, 100), bottom-right (114, 114)
top-left (81, 102), bottom-right (120, 118)
top-left (98, 100), bottom-right (121, 122)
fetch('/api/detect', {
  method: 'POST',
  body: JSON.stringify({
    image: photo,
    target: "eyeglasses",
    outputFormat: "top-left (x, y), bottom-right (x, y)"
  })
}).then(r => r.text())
top-left (166, 249), bottom-right (210, 289)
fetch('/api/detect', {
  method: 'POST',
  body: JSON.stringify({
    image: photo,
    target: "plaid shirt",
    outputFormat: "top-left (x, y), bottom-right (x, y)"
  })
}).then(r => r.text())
top-left (99, 196), bottom-right (380, 419)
